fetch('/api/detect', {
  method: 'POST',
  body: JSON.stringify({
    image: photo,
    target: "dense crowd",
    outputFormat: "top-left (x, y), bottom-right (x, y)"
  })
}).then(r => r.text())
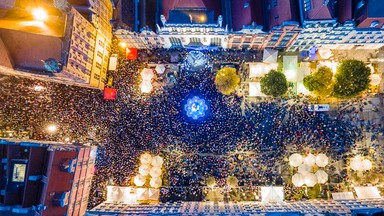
top-left (0, 47), bottom-right (381, 209)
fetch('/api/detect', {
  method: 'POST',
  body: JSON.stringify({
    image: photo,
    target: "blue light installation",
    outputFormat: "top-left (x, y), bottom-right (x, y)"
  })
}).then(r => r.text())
top-left (184, 96), bottom-right (208, 120)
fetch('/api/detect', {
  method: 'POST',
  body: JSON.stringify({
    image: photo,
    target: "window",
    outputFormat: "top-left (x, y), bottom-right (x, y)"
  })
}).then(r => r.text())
top-left (370, 21), bottom-right (379, 28)
top-left (304, 0), bottom-right (311, 11)
top-left (272, 0), bottom-right (277, 7)
top-left (244, 2), bottom-right (250, 8)
top-left (12, 164), bottom-right (26, 182)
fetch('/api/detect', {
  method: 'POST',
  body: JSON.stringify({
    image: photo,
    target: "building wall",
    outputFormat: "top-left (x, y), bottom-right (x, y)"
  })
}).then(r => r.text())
top-left (0, 36), bottom-right (13, 68)
top-left (64, 8), bottom-right (96, 83)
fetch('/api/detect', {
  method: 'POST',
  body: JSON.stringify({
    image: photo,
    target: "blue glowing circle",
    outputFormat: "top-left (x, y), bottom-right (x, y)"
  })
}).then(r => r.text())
top-left (184, 96), bottom-right (208, 120)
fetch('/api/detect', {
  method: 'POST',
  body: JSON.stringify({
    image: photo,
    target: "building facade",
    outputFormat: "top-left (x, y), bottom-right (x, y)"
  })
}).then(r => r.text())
top-left (0, 1), bottom-right (114, 89)
top-left (68, 0), bottom-right (114, 89)
top-left (0, 139), bottom-right (96, 216)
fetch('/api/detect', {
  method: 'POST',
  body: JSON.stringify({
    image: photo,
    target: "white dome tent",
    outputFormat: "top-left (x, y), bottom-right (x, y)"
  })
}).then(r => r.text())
top-left (141, 68), bottom-right (154, 81)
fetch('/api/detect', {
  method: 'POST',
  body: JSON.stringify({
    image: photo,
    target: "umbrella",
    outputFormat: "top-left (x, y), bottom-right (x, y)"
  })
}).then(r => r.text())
top-left (141, 68), bottom-right (154, 81)
top-left (289, 153), bottom-right (303, 167)
top-left (263, 49), bottom-right (278, 63)
top-left (155, 64), bottom-right (166, 74)
top-left (151, 156), bottom-right (164, 167)
top-left (140, 153), bottom-right (153, 164)
top-left (316, 154), bottom-right (329, 167)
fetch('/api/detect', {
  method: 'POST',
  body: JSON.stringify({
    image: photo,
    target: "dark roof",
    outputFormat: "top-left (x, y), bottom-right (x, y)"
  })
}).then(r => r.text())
top-left (268, 0), bottom-right (299, 30)
top-left (0, 29), bottom-right (62, 71)
top-left (168, 8), bottom-right (215, 24)
top-left (162, 0), bottom-right (221, 20)
top-left (336, 0), bottom-right (352, 23)
top-left (368, 0), bottom-right (384, 17)
top-left (231, 0), bottom-right (264, 31)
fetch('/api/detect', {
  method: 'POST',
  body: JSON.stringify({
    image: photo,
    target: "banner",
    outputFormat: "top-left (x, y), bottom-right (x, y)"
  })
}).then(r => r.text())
top-left (104, 88), bottom-right (117, 100)
top-left (126, 48), bottom-right (138, 60)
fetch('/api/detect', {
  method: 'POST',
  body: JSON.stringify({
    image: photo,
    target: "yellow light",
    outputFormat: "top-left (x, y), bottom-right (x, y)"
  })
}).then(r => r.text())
top-left (32, 8), bottom-right (48, 21)
top-left (119, 42), bottom-right (127, 48)
top-left (200, 16), bottom-right (206, 22)
top-left (47, 124), bottom-right (57, 133)
top-left (64, 137), bottom-right (70, 142)
top-left (33, 85), bottom-right (45, 91)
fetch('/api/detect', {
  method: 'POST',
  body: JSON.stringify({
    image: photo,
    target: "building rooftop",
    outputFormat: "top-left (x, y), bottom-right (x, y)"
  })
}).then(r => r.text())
top-left (168, 8), bottom-right (215, 24)
top-left (0, 138), bottom-right (94, 151)
top-left (336, 0), bottom-right (352, 24)
top-left (161, 0), bottom-right (221, 20)
top-left (268, 0), bottom-right (299, 30)
top-left (303, 0), bottom-right (336, 20)
top-left (368, 0), bottom-right (384, 17)
top-left (0, 29), bottom-right (62, 72)
top-left (231, 0), bottom-right (264, 31)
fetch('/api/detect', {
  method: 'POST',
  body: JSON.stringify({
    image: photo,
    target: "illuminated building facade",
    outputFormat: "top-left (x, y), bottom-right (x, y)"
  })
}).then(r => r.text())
top-left (114, 28), bottom-right (164, 49)
top-left (67, 0), bottom-right (114, 89)
top-left (0, 139), bottom-right (97, 216)
top-left (287, 0), bottom-right (384, 51)
top-left (0, 1), bottom-right (113, 89)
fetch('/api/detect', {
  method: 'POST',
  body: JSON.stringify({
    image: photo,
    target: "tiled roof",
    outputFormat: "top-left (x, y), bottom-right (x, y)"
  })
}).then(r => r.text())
top-left (305, 0), bottom-right (335, 20)
top-left (231, 0), bottom-right (264, 31)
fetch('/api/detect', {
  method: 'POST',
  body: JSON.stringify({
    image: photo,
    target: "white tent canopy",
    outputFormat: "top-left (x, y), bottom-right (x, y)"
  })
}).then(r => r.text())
top-left (263, 49), bottom-right (278, 63)
top-left (318, 49), bottom-right (333, 59)
top-left (140, 153), bottom-right (153, 164)
top-left (155, 64), bottom-right (166, 74)
top-left (136, 188), bottom-right (149, 201)
top-left (141, 68), bottom-right (154, 81)
top-left (249, 62), bottom-right (278, 78)
top-left (148, 188), bottom-right (160, 201)
top-left (261, 186), bottom-right (284, 203)
top-left (283, 56), bottom-right (298, 82)
top-left (249, 82), bottom-right (266, 97)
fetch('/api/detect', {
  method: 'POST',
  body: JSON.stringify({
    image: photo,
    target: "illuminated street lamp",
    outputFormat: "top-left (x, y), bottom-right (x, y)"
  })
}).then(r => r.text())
top-left (33, 85), bottom-right (45, 91)
top-left (47, 124), bottom-right (57, 133)
top-left (32, 8), bottom-right (48, 21)
top-left (119, 42), bottom-right (127, 48)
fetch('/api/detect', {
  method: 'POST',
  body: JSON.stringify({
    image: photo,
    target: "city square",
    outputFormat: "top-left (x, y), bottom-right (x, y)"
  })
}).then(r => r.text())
top-left (0, 0), bottom-right (384, 216)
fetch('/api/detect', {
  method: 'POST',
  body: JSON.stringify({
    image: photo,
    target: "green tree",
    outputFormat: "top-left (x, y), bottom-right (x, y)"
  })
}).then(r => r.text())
top-left (260, 70), bottom-right (288, 97)
top-left (303, 66), bottom-right (334, 97)
top-left (333, 60), bottom-right (370, 98)
top-left (215, 67), bottom-right (240, 95)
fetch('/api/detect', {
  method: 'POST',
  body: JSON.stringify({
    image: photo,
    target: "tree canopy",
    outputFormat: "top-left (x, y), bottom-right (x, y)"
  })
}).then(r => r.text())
top-left (333, 60), bottom-right (370, 98)
top-left (303, 66), bottom-right (334, 97)
top-left (215, 67), bottom-right (240, 95)
top-left (260, 70), bottom-right (288, 97)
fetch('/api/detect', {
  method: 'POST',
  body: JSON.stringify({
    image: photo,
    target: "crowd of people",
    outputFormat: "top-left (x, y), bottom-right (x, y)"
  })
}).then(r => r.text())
top-left (0, 46), bottom-right (382, 209)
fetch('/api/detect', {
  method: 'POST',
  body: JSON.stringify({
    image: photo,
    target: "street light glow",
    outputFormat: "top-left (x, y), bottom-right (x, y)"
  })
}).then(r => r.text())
top-left (33, 85), bottom-right (45, 91)
top-left (119, 42), bottom-right (127, 48)
top-left (32, 8), bottom-right (48, 21)
top-left (47, 124), bottom-right (57, 132)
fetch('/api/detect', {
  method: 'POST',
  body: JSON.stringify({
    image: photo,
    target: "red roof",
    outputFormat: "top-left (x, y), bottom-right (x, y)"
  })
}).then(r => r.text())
top-left (231, 0), bottom-right (264, 31)
top-left (269, 0), bottom-right (299, 29)
top-left (306, 0), bottom-right (335, 20)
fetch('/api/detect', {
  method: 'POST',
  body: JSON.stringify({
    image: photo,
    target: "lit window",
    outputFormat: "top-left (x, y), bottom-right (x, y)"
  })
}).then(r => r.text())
top-left (304, 0), bottom-right (311, 11)
top-left (12, 164), bottom-right (26, 182)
